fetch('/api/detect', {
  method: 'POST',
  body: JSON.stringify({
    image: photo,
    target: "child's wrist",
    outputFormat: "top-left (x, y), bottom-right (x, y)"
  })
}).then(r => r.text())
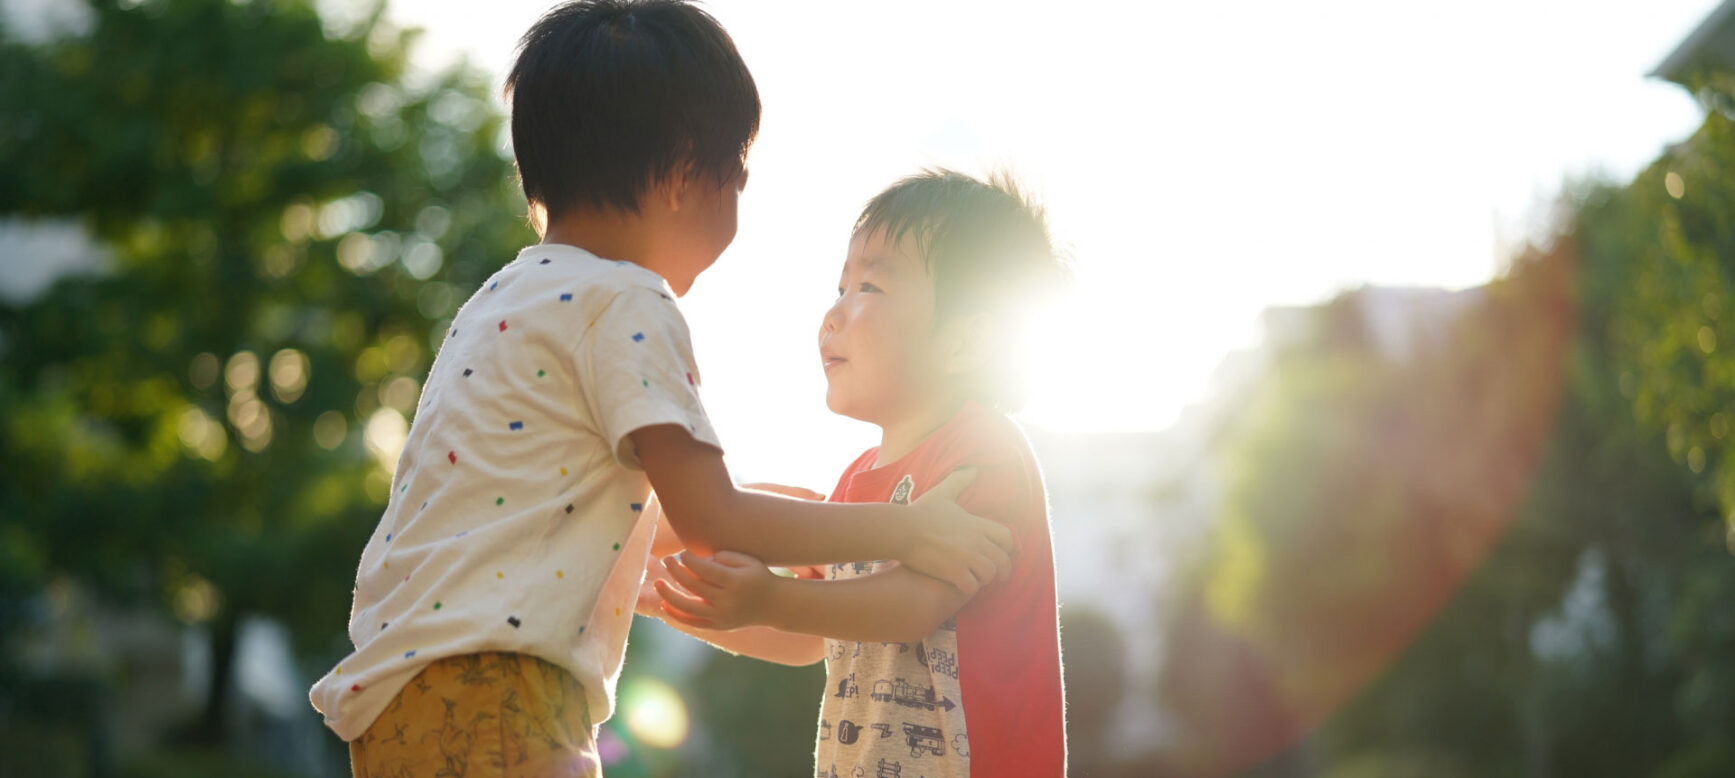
top-left (754, 577), bottom-right (802, 632)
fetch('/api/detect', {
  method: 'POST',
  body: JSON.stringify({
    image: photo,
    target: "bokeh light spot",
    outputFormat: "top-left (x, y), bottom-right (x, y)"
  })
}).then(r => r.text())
top-left (172, 573), bottom-right (221, 625)
top-left (621, 677), bottom-right (688, 749)
top-left (269, 348), bottom-right (310, 403)
top-left (225, 351), bottom-right (259, 396)
top-left (313, 410), bottom-right (348, 450)
top-left (379, 375), bottom-right (421, 414)
top-left (189, 352), bottom-right (219, 390)
top-left (364, 407), bottom-right (408, 469)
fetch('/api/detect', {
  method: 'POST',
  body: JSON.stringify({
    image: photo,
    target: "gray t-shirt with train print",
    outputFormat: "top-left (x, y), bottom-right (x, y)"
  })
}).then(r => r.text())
top-left (815, 473), bottom-right (970, 778)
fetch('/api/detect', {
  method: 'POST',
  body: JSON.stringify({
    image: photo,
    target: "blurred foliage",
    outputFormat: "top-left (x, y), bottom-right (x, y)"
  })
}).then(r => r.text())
top-left (1061, 604), bottom-right (1129, 775)
top-left (684, 651), bottom-right (827, 776)
top-left (1157, 107), bottom-right (1735, 776)
top-left (0, 0), bottom-right (531, 754)
top-left (119, 749), bottom-right (306, 778)
top-left (1605, 109), bottom-right (1735, 527)
top-left (6, 0), bottom-right (1735, 776)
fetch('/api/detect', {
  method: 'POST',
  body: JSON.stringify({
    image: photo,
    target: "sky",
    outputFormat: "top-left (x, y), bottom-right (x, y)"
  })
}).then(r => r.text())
top-left (348, 0), bottom-right (1720, 489)
top-left (8, 0), bottom-right (1713, 489)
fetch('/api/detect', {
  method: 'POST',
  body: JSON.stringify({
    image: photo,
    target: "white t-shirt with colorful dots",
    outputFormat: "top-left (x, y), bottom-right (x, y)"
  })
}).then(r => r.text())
top-left (309, 243), bottom-right (720, 741)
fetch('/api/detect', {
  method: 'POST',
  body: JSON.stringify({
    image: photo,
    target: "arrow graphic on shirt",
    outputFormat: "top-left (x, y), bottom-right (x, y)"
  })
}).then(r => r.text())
top-left (939, 697), bottom-right (956, 712)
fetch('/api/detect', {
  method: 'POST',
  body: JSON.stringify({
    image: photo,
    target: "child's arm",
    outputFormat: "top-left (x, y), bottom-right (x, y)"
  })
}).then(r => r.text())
top-left (654, 551), bottom-right (970, 645)
top-left (645, 488), bottom-right (827, 587)
top-left (633, 555), bottom-right (825, 666)
top-left (633, 424), bottom-right (1011, 594)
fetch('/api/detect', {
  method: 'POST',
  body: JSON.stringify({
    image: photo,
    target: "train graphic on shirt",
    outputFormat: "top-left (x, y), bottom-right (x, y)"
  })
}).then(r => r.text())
top-left (871, 678), bottom-right (938, 710)
top-left (901, 723), bottom-right (946, 758)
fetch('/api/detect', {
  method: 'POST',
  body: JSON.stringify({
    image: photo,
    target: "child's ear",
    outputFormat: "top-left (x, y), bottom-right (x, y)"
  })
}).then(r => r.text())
top-left (945, 313), bottom-right (997, 375)
top-left (659, 170), bottom-right (687, 213)
top-left (663, 159), bottom-right (704, 213)
top-left (527, 201), bottom-right (548, 238)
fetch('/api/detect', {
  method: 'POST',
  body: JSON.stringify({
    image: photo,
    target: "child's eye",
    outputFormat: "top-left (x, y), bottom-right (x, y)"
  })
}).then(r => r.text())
top-left (858, 282), bottom-right (881, 294)
top-left (836, 286), bottom-right (846, 298)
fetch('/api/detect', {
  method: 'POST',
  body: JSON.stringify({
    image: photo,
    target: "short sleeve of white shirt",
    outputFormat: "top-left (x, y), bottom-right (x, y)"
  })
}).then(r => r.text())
top-left (579, 285), bottom-right (721, 468)
top-left (307, 244), bottom-right (724, 743)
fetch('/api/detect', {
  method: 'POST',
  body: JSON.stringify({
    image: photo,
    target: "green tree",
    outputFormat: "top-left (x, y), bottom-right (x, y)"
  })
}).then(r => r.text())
top-left (1158, 248), bottom-right (1576, 777)
top-left (0, 0), bottom-right (531, 750)
top-left (1601, 108), bottom-right (1735, 533)
top-left (1155, 103), bottom-right (1735, 774)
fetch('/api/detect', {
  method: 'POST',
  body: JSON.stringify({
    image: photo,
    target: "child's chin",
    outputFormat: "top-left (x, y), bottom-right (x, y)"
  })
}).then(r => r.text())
top-left (824, 393), bottom-right (870, 423)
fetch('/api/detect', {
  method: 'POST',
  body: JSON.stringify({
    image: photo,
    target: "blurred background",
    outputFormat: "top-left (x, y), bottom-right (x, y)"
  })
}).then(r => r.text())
top-left (3, 0), bottom-right (1735, 775)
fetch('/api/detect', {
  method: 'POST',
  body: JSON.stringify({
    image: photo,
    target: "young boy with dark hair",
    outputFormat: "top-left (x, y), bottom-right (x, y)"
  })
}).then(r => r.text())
top-left (644, 169), bottom-right (1071, 777)
top-left (308, 4), bottom-right (1012, 775)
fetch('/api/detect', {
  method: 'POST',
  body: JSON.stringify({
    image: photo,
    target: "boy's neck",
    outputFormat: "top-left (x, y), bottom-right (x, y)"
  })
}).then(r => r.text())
top-left (874, 395), bottom-right (968, 469)
top-left (541, 209), bottom-right (690, 295)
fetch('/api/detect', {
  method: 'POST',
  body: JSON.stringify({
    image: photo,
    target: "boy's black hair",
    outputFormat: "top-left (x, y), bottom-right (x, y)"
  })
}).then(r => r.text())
top-left (506, 0), bottom-right (759, 219)
top-left (854, 169), bottom-right (1072, 412)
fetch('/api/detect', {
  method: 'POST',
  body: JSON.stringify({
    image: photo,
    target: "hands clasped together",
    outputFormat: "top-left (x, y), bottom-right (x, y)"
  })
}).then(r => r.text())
top-left (638, 469), bottom-right (1013, 632)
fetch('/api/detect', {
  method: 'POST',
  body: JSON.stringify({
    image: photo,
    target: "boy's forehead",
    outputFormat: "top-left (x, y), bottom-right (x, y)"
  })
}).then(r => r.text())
top-left (844, 230), bottom-right (923, 275)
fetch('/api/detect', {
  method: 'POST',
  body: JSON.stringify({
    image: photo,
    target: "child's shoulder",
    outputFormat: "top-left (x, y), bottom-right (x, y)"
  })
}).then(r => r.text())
top-left (936, 403), bottom-right (1038, 471)
top-left (929, 406), bottom-right (1049, 527)
top-left (910, 404), bottom-right (1045, 505)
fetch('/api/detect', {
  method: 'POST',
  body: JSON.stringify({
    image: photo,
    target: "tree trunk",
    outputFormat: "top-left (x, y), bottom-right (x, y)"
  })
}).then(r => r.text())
top-left (193, 612), bottom-right (239, 746)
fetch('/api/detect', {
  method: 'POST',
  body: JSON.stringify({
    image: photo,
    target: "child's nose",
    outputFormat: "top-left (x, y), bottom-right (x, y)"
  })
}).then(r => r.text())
top-left (820, 299), bottom-right (843, 334)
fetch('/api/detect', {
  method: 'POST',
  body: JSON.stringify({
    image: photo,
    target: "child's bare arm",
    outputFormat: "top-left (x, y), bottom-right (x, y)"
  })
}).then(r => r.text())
top-left (657, 619), bottom-right (827, 667)
top-left (634, 561), bottom-right (824, 666)
top-left (656, 551), bottom-right (970, 645)
top-left (631, 424), bottom-right (1011, 594)
top-left (646, 493), bottom-right (683, 559)
top-left (644, 487), bottom-right (830, 575)
top-left (646, 484), bottom-right (828, 560)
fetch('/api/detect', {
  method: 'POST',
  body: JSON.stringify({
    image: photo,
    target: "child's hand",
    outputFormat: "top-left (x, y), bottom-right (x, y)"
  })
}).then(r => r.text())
top-left (653, 550), bottom-right (776, 631)
top-left (901, 468), bottom-right (1014, 596)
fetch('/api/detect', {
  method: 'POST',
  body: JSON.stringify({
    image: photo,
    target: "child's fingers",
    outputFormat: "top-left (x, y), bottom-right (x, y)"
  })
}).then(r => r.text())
top-left (966, 553), bottom-right (1000, 593)
top-left (680, 551), bottom-right (729, 578)
top-left (940, 562), bottom-right (981, 597)
top-left (658, 600), bottom-right (714, 629)
top-left (661, 556), bottom-right (719, 596)
top-left (684, 551), bottom-right (760, 584)
top-left (980, 518), bottom-right (1015, 554)
top-left (979, 538), bottom-right (1013, 582)
top-left (653, 578), bottom-right (714, 616)
top-left (668, 552), bottom-right (721, 585)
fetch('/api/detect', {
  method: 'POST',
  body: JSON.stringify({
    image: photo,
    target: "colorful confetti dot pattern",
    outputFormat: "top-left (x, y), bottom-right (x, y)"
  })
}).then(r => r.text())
top-left (311, 244), bottom-right (721, 742)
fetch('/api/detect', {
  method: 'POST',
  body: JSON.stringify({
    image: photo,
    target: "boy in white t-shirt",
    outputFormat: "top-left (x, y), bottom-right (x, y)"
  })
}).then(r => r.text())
top-left (309, 3), bottom-right (1013, 776)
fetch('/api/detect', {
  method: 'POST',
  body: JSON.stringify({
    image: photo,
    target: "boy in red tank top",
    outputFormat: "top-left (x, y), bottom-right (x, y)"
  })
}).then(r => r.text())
top-left (643, 169), bottom-right (1071, 777)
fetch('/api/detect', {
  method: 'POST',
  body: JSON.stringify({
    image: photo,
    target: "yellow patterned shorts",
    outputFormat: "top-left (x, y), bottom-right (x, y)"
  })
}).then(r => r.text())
top-left (348, 652), bottom-right (600, 778)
